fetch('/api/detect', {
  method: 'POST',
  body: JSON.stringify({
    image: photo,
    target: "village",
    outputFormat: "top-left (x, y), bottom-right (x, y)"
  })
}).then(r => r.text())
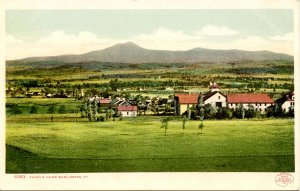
top-left (67, 82), bottom-right (295, 120)
top-left (6, 81), bottom-right (294, 120)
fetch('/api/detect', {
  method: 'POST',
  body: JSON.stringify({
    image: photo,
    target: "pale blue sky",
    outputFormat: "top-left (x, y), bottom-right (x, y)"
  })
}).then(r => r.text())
top-left (6, 10), bottom-right (292, 39)
top-left (5, 10), bottom-right (294, 59)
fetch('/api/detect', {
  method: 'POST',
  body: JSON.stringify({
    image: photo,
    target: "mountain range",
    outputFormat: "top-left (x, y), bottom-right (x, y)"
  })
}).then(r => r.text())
top-left (14, 42), bottom-right (293, 63)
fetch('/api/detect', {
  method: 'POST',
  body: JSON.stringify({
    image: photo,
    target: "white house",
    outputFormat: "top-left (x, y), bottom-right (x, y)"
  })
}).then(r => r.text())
top-left (202, 91), bottom-right (227, 108)
top-left (275, 91), bottom-right (294, 113)
top-left (227, 93), bottom-right (274, 112)
top-left (117, 105), bottom-right (137, 117)
top-left (174, 82), bottom-right (227, 115)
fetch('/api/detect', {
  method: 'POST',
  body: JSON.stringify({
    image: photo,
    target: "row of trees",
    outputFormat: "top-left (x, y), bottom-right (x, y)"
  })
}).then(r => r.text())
top-left (160, 116), bottom-right (204, 136)
top-left (7, 104), bottom-right (67, 115)
top-left (80, 99), bottom-right (118, 122)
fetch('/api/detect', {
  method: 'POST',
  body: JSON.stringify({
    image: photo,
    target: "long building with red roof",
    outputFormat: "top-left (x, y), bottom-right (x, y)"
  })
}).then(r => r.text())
top-left (174, 82), bottom-right (274, 115)
top-left (227, 93), bottom-right (274, 112)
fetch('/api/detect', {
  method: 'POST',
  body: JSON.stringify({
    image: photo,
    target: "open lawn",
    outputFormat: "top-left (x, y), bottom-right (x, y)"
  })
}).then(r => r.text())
top-left (6, 116), bottom-right (294, 173)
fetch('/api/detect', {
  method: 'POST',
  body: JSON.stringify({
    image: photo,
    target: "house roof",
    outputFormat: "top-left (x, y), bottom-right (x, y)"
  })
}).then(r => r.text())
top-left (175, 93), bottom-right (199, 104)
top-left (227, 93), bottom-right (273, 103)
top-left (203, 91), bottom-right (226, 101)
top-left (175, 91), bottom-right (226, 104)
top-left (99, 99), bottom-right (111, 104)
top-left (117, 105), bottom-right (137, 111)
top-left (275, 91), bottom-right (294, 104)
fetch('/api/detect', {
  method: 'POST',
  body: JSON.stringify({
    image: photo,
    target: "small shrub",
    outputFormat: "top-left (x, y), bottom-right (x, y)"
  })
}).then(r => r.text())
top-left (58, 105), bottom-right (66, 114)
top-left (29, 105), bottom-right (38, 114)
top-left (198, 122), bottom-right (204, 134)
top-left (10, 104), bottom-right (22, 115)
top-left (100, 116), bottom-right (105, 122)
top-left (47, 105), bottom-right (56, 114)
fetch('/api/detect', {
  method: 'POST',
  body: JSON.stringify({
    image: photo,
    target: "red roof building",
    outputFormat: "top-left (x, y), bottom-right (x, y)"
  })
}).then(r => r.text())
top-left (99, 98), bottom-right (112, 104)
top-left (117, 105), bottom-right (138, 111)
top-left (174, 93), bottom-right (199, 104)
top-left (227, 93), bottom-right (273, 104)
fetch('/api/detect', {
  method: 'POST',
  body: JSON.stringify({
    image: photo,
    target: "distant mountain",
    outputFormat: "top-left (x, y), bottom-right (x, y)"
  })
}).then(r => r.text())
top-left (14, 42), bottom-right (293, 63)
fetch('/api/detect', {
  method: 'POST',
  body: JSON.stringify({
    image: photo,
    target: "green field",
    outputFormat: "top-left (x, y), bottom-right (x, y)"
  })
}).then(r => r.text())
top-left (6, 116), bottom-right (294, 173)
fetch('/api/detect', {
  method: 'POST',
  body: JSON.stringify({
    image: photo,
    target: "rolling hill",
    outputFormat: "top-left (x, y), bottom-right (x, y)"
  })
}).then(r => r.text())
top-left (12, 42), bottom-right (293, 64)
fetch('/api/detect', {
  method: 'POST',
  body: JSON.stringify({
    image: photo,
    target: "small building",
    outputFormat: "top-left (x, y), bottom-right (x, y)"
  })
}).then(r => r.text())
top-left (227, 93), bottom-right (274, 112)
top-left (174, 93), bottom-right (199, 115)
top-left (174, 82), bottom-right (226, 115)
top-left (99, 98), bottom-right (112, 108)
top-left (275, 91), bottom-right (294, 113)
top-left (117, 105), bottom-right (137, 117)
top-left (174, 91), bottom-right (227, 115)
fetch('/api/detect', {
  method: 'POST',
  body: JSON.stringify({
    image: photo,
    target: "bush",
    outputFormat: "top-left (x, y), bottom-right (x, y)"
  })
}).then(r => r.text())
top-left (100, 116), bottom-right (105, 122)
top-left (58, 105), bottom-right (66, 114)
top-left (9, 104), bottom-right (22, 115)
top-left (245, 107), bottom-right (259, 118)
top-left (29, 105), bottom-right (38, 114)
top-left (216, 107), bottom-right (232, 119)
top-left (233, 105), bottom-right (245, 119)
top-left (47, 105), bottom-right (56, 114)
top-left (203, 104), bottom-right (217, 119)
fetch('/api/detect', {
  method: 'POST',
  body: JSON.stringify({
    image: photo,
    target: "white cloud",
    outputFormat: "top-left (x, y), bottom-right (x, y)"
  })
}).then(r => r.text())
top-left (133, 27), bottom-right (201, 42)
top-left (131, 27), bottom-right (203, 51)
top-left (6, 29), bottom-right (293, 60)
top-left (6, 31), bottom-right (119, 59)
top-left (269, 32), bottom-right (293, 41)
top-left (130, 28), bottom-right (292, 55)
top-left (6, 35), bottom-right (23, 44)
top-left (198, 25), bottom-right (239, 36)
top-left (209, 35), bottom-right (293, 55)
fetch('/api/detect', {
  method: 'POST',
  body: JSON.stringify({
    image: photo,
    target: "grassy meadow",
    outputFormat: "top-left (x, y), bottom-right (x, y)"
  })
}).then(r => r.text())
top-left (5, 59), bottom-right (294, 173)
top-left (6, 116), bottom-right (294, 173)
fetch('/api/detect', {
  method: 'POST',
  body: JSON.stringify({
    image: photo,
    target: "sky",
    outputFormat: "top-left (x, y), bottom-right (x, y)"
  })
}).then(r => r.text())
top-left (6, 10), bottom-right (293, 60)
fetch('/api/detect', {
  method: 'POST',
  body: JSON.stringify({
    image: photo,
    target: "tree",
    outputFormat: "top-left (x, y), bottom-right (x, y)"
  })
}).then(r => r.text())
top-left (44, 87), bottom-right (52, 95)
top-left (187, 104), bottom-right (191, 119)
top-left (182, 115), bottom-right (188, 129)
top-left (109, 79), bottom-right (119, 91)
top-left (80, 103), bottom-right (86, 118)
top-left (10, 104), bottom-right (22, 115)
top-left (105, 108), bottom-right (114, 121)
top-left (197, 94), bottom-right (204, 118)
top-left (204, 104), bottom-right (217, 119)
top-left (216, 107), bottom-right (233, 119)
top-left (245, 105), bottom-right (259, 118)
top-left (86, 100), bottom-right (92, 122)
top-left (198, 122), bottom-right (204, 134)
top-left (234, 104), bottom-right (245, 119)
top-left (91, 99), bottom-right (98, 121)
top-left (161, 117), bottom-right (171, 136)
top-left (274, 103), bottom-right (284, 117)
top-left (10, 91), bottom-right (16, 98)
top-left (58, 105), bottom-right (66, 114)
top-left (59, 89), bottom-right (65, 97)
top-left (47, 105), bottom-right (56, 114)
top-left (29, 105), bottom-right (38, 114)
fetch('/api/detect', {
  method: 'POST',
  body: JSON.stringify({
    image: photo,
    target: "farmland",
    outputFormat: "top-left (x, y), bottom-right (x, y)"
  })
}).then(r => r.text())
top-left (6, 116), bottom-right (294, 173)
top-left (6, 60), bottom-right (294, 99)
top-left (5, 58), bottom-right (295, 173)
